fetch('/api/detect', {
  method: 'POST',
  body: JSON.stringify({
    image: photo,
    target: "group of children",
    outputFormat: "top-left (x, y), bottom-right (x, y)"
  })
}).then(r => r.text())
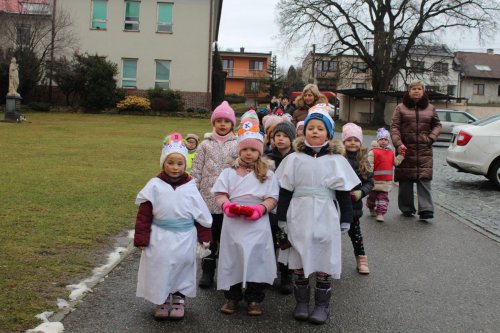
top-left (133, 100), bottom-right (403, 324)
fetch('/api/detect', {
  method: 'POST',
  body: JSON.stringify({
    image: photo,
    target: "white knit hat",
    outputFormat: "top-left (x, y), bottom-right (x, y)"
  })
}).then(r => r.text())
top-left (160, 132), bottom-right (188, 168)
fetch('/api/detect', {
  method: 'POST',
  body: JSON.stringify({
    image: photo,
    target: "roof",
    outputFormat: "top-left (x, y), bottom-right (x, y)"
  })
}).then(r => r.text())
top-left (334, 88), bottom-right (462, 101)
top-left (0, 0), bottom-right (50, 14)
top-left (454, 52), bottom-right (500, 79)
top-left (219, 51), bottom-right (271, 58)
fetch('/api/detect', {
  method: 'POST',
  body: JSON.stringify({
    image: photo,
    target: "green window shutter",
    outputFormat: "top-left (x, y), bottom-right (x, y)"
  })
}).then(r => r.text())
top-left (125, 1), bottom-right (140, 20)
top-left (92, 0), bottom-right (107, 29)
top-left (157, 3), bottom-right (173, 32)
top-left (122, 59), bottom-right (137, 87)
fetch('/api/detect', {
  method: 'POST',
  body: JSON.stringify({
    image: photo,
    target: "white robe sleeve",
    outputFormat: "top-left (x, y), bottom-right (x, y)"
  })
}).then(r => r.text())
top-left (135, 178), bottom-right (156, 206)
top-left (274, 154), bottom-right (295, 191)
top-left (190, 189), bottom-right (213, 228)
top-left (265, 171), bottom-right (280, 200)
top-left (323, 155), bottom-right (361, 191)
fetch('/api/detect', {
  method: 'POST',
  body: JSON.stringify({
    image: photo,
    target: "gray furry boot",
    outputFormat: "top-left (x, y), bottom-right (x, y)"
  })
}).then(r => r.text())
top-left (308, 287), bottom-right (332, 324)
top-left (293, 284), bottom-right (310, 321)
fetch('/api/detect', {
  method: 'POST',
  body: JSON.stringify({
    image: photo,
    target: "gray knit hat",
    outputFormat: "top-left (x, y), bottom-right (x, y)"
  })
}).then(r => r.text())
top-left (272, 121), bottom-right (296, 142)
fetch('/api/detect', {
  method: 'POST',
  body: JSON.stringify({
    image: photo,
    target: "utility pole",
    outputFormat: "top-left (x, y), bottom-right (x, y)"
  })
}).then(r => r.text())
top-left (311, 44), bottom-right (316, 84)
top-left (48, 0), bottom-right (56, 102)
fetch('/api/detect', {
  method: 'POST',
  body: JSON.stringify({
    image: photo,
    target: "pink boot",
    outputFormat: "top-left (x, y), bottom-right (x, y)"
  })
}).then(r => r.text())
top-left (168, 295), bottom-right (185, 320)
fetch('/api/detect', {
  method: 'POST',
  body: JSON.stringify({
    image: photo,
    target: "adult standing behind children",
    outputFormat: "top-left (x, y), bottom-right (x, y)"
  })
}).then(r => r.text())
top-left (191, 101), bottom-right (238, 288)
top-left (275, 104), bottom-right (360, 324)
top-left (265, 121), bottom-right (297, 294)
top-left (292, 84), bottom-right (328, 125)
top-left (341, 123), bottom-right (374, 275)
top-left (212, 110), bottom-right (279, 316)
top-left (279, 96), bottom-right (295, 115)
top-left (134, 133), bottom-right (212, 320)
top-left (390, 80), bottom-right (441, 220)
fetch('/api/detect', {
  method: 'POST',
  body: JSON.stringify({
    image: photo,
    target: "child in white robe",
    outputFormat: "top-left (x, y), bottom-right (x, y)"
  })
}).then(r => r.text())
top-left (134, 133), bottom-right (212, 320)
top-left (211, 110), bottom-right (279, 316)
top-left (275, 104), bottom-right (360, 324)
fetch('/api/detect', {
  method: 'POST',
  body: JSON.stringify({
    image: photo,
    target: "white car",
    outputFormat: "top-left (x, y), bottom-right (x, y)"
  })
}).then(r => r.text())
top-left (435, 109), bottom-right (478, 143)
top-left (446, 114), bottom-right (500, 189)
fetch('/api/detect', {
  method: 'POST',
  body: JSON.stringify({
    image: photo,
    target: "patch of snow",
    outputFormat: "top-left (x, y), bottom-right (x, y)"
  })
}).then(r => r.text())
top-left (56, 298), bottom-right (69, 309)
top-left (25, 321), bottom-right (64, 333)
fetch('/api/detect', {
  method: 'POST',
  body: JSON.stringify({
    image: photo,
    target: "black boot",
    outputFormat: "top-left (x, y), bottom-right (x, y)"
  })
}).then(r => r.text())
top-left (279, 263), bottom-right (293, 295)
top-left (309, 287), bottom-right (332, 324)
top-left (199, 258), bottom-right (216, 289)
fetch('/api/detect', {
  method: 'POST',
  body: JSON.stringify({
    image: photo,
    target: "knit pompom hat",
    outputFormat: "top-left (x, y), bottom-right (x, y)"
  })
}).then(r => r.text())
top-left (160, 132), bottom-right (188, 168)
top-left (376, 128), bottom-right (390, 140)
top-left (211, 101), bottom-right (236, 127)
top-left (185, 133), bottom-right (199, 144)
top-left (296, 121), bottom-right (305, 129)
top-left (272, 121), bottom-right (296, 142)
top-left (262, 114), bottom-right (284, 133)
top-left (304, 103), bottom-right (335, 139)
top-left (341, 123), bottom-right (363, 143)
top-left (237, 109), bottom-right (264, 155)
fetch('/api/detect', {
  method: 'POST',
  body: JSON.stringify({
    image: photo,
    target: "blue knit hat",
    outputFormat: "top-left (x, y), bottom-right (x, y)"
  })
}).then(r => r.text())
top-left (304, 104), bottom-right (335, 139)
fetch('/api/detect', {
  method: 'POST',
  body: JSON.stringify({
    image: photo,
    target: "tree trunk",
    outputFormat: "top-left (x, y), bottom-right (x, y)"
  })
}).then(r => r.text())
top-left (372, 92), bottom-right (388, 125)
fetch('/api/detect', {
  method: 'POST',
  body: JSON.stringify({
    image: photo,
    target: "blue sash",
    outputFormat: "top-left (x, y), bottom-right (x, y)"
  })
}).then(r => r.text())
top-left (153, 218), bottom-right (194, 232)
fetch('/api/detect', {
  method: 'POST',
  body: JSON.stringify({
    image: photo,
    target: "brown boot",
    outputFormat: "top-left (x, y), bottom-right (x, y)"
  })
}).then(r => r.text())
top-left (247, 302), bottom-right (263, 316)
top-left (220, 299), bottom-right (238, 314)
top-left (356, 255), bottom-right (370, 274)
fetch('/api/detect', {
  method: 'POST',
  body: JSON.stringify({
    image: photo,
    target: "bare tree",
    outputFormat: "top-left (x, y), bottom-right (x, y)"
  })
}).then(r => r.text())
top-left (277, 0), bottom-right (499, 125)
top-left (0, 2), bottom-right (77, 100)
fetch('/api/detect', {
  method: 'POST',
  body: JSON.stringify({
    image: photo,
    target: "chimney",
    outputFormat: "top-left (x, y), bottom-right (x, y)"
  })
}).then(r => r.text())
top-left (240, 47), bottom-right (245, 53)
top-left (487, 48), bottom-right (494, 55)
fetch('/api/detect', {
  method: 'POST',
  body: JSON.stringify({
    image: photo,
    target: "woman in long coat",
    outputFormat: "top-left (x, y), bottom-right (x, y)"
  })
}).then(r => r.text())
top-left (390, 80), bottom-right (441, 220)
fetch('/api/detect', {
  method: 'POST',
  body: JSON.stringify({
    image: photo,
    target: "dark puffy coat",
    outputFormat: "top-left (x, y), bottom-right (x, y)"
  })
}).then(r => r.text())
top-left (292, 94), bottom-right (328, 124)
top-left (345, 151), bottom-right (374, 219)
top-left (390, 93), bottom-right (442, 181)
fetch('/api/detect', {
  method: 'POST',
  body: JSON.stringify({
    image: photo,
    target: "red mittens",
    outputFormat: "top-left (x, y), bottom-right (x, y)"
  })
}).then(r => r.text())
top-left (228, 204), bottom-right (254, 217)
top-left (244, 205), bottom-right (264, 221)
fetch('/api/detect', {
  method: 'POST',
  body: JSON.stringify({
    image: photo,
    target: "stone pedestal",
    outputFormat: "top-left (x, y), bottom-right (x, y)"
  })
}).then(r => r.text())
top-left (5, 95), bottom-right (22, 121)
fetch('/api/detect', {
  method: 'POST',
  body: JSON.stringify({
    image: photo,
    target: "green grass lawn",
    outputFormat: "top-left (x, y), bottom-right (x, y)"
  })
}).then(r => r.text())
top-left (0, 112), bottom-right (213, 332)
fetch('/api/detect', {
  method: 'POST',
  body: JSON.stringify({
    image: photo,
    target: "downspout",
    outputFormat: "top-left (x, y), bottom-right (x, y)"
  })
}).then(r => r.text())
top-left (207, 0), bottom-right (214, 108)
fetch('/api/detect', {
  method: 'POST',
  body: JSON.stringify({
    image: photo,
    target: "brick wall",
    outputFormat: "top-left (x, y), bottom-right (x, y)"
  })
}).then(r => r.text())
top-left (181, 91), bottom-right (211, 110)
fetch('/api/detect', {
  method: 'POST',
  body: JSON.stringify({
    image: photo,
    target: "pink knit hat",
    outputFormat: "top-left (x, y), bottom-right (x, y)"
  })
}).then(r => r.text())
top-left (211, 101), bottom-right (236, 126)
top-left (237, 110), bottom-right (264, 155)
top-left (341, 122), bottom-right (363, 143)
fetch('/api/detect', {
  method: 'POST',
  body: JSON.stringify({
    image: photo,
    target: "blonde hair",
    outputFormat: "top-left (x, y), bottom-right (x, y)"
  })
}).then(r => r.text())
top-left (408, 79), bottom-right (425, 91)
top-left (254, 156), bottom-right (271, 183)
top-left (302, 83), bottom-right (321, 100)
top-left (343, 147), bottom-right (370, 179)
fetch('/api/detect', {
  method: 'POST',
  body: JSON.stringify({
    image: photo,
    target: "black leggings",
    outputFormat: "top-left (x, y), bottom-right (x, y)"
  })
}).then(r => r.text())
top-left (206, 213), bottom-right (223, 260)
top-left (348, 218), bottom-right (365, 256)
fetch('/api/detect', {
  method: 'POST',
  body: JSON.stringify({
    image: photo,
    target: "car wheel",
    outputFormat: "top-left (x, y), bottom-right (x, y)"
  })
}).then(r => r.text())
top-left (487, 159), bottom-right (500, 189)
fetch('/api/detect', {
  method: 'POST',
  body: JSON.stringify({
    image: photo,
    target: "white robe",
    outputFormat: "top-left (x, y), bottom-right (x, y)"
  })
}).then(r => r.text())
top-left (211, 168), bottom-right (279, 290)
top-left (275, 152), bottom-right (360, 279)
top-left (135, 178), bottom-right (212, 304)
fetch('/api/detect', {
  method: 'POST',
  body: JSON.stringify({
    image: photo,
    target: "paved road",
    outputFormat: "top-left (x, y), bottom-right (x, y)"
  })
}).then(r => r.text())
top-left (61, 163), bottom-right (500, 332)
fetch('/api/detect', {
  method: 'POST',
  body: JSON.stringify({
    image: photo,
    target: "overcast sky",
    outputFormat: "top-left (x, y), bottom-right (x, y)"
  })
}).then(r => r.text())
top-left (218, 0), bottom-right (500, 70)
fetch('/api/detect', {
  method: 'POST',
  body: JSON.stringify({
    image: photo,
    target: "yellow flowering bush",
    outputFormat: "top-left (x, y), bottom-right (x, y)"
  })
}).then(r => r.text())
top-left (116, 96), bottom-right (151, 113)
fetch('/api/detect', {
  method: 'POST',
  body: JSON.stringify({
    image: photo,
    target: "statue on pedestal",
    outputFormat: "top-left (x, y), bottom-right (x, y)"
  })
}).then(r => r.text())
top-left (8, 57), bottom-right (20, 97)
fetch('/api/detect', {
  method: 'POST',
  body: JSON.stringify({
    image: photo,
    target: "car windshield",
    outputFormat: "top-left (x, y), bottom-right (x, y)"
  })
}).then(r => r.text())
top-left (470, 114), bottom-right (500, 126)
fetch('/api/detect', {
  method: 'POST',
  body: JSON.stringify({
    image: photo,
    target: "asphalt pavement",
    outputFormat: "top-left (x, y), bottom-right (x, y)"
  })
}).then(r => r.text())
top-left (61, 142), bottom-right (500, 333)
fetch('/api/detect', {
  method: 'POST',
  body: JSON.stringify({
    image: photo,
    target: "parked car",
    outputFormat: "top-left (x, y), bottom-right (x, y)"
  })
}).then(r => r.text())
top-left (435, 109), bottom-right (478, 143)
top-left (446, 114), bottom-right (500, 189)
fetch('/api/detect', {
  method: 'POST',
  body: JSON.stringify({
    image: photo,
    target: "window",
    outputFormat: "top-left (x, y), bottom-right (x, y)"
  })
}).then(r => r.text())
top-left (245, 80), bottom-right (260, 93)
top-left (474, 65), bottom-right (491, 71)
top-left (249, 60), bottom-right (263, 71)
top-left (124, 1), bottom-right (140, 31)
top-left (316, 60), bottom-right (337, 72)
top-left (91, 0), bottom-right (107, 30)
top-left (433, 62), bottom-right (449, 75)
top-left (155, 60), bottom-right (170, 88)
top-left (473, 83), bottom-right (485, 95)
top-left (352, 83), bottom-right (367, 89)
top-left (16, 24), bottom-right (31, 47)
top-left (122, 59), bottom-right (138, 88)
top-left (352, 62), bottom-right (368, 73)
top-left (22, 3), bottom-right (50, 14)
top-left (222, 59), bottom-right (234, 77)
top-left (157, 2), bottom-right (173, 32)
top-left (411, 60), bottom-right (425, 73)
top-left (426, 85), bottom-right (439, 92)
top-left (447, 85), bottom-right (456, 96)
top-left (449, 112), bottom-right (474, 123)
